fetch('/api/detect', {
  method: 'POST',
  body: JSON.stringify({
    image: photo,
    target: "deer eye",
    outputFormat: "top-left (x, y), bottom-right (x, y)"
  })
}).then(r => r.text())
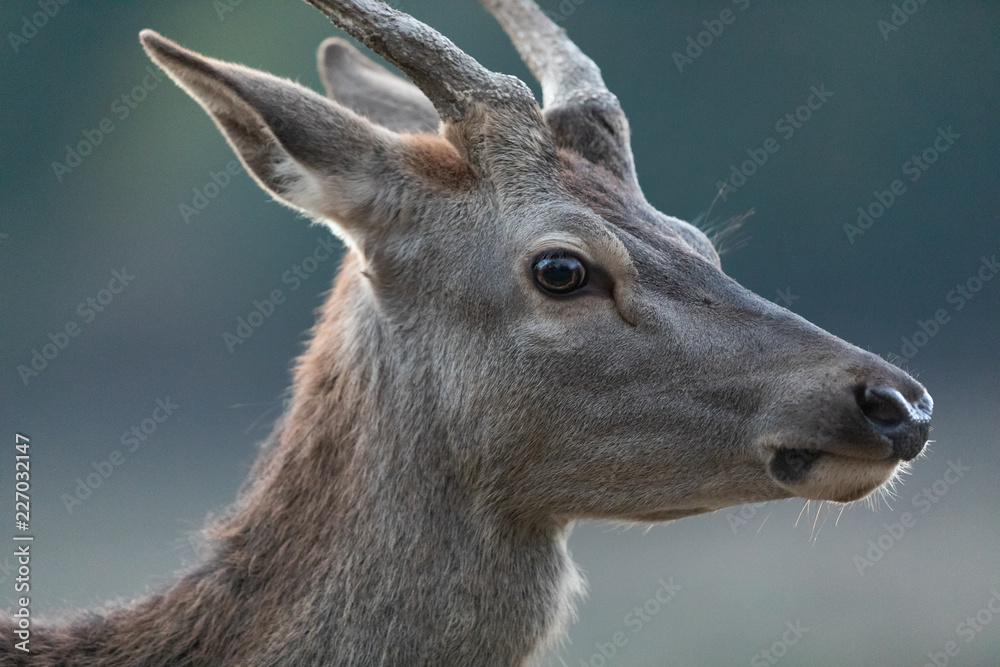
top-left (533, 253), bottom-right (588, 295)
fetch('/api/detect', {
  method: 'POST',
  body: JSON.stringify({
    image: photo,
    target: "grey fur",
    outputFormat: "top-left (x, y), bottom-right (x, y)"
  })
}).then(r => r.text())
top-left (318, 38), bottom-right (441, 133)
top-left (0, 1), bottom-right (930, 665)
top-left (481, 0), bottom-right (637, 185)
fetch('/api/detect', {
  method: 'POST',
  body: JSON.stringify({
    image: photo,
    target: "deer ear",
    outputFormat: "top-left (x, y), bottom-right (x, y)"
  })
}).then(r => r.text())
top-left (140, 30), bottom-right (426, 249)
top-left (317, 38), bottom-right (440, 134)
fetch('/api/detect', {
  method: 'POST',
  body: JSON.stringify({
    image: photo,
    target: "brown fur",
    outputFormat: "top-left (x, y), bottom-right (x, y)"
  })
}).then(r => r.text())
top-left (1, 1), bottom-right (932, 664)
top-left (402, 133), bottom-right (476, 191)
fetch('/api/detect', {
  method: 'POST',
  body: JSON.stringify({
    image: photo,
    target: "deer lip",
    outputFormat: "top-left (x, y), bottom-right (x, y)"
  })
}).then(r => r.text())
top-left (765, 445), bottom-right (899, 484)
top-left (766, 438), bottom-right (903, 463)
top-left (765, 446), bottom-right (903, 501)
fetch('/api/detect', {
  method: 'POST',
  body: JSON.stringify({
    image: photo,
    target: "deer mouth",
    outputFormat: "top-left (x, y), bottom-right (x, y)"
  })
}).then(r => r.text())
top-left (766, 446), bottom-right (903, 503)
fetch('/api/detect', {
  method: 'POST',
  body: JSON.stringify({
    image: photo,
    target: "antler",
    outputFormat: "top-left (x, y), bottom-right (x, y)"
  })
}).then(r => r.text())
top-left (480, 0), bottom-right (637, 186)
top-left (302, 0), bottom-right (533, 122)
top-left (302, 0), bottom-right (633, 186)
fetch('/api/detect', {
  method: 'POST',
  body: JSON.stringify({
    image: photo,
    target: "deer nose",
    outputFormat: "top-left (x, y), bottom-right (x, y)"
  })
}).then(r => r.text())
top-left (855, 384), bottom-right (933, 461)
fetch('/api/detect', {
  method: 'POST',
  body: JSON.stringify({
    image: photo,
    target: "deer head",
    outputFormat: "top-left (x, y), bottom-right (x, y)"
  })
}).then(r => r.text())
top-left (140, 0), bottom-right (931, 529)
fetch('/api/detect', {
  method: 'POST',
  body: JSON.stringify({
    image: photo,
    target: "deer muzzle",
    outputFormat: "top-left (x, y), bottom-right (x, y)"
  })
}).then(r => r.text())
top-left (759, 355), bottom-right (933, 503)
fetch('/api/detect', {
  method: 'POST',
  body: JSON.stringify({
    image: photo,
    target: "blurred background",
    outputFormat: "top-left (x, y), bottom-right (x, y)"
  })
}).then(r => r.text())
top-left (1, 1), bottom-right (998, 664)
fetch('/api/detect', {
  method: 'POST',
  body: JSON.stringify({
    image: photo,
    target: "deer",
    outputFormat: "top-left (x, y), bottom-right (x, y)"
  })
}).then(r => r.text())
top-left (1, 0), bottom-right (934, 664)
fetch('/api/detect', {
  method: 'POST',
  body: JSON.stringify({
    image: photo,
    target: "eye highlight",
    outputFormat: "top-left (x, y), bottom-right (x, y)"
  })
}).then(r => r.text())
top-left (532, 252), bottom-right (588, 295)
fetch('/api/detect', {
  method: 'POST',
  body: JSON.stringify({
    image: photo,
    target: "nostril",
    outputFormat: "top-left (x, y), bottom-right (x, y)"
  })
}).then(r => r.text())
top-left (914, 391), bottom-right (934, 420)
top-left (856, 385), bottom-right (909, 428)
top-left (855, 384), bottom-right (933, 461)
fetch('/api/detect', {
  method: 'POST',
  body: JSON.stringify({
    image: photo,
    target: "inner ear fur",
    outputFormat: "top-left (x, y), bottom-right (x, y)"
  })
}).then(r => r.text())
top-left (140, 30), bottom-right (469, 248)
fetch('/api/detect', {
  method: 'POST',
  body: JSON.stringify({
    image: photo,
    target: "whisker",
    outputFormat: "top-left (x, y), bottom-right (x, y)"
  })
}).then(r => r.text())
top-left (795, 500), bottom-right (811, 527)
top-left (810, 501), bottom-right (823, 542)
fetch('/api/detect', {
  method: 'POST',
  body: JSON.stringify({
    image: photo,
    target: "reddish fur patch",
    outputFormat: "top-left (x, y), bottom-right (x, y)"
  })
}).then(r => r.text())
top-left (403, 132), bottom-right (475, 191)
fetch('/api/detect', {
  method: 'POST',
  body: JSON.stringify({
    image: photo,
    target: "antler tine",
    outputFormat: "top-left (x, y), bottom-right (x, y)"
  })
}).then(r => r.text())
top-left (303, 0), bottom-right (533, 122)
top-left (480, 0), bottom-right (637, 185)
top-left (480, 0), bottom-right (610, 110)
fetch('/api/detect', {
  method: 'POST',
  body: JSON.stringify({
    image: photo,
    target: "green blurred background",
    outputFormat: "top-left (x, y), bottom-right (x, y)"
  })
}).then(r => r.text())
top-left (1, 1), bottom-right (998, 664)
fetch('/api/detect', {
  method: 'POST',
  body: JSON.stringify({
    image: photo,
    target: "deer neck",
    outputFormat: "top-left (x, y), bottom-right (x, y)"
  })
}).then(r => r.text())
top-left (99, 278), bottom-right (582, 665)
top-left (212, 288), bottom-right (582, 664)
